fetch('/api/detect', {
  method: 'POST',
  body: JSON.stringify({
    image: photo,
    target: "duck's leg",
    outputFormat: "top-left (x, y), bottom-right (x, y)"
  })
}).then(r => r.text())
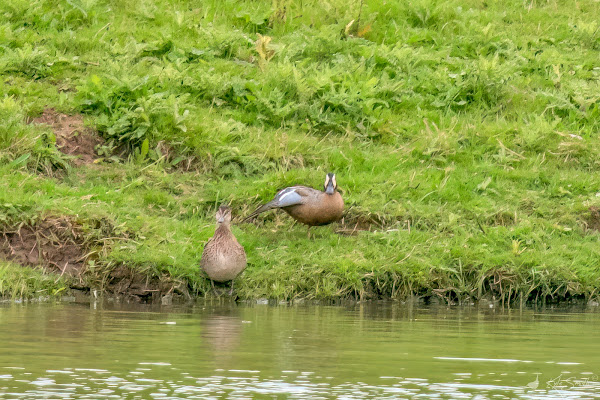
top-left (306, 226), bottom-right (312, 239)
top-left (229, 280), bottom-right (235, 296)
top-left (210, 279), bottom-right (219, 296)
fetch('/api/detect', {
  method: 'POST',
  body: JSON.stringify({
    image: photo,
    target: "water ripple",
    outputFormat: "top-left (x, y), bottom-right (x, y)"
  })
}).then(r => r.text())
top-left (0, 367), bottom-right (599, 399)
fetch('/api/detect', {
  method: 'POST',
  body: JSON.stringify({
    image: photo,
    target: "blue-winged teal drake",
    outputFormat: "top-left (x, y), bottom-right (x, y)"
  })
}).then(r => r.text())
top-left (200, 205), bottom-right (247, 294)
top-left (244, 173), bottom-right (344, 234)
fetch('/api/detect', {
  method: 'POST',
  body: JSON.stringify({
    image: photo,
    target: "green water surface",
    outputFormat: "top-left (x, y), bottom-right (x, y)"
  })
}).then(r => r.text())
top-left (0, 301), bottom-right (598, 399)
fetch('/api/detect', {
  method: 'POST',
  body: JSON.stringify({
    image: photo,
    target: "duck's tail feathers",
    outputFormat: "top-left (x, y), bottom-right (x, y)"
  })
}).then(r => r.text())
top-left (243, 203), bottom-right (274, 222)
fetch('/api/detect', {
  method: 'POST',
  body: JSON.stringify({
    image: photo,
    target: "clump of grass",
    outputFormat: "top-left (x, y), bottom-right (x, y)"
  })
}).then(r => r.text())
top-left (0, 96), bottom-right (68, 172)
top-left (0, 261), bottom-right (68, 299)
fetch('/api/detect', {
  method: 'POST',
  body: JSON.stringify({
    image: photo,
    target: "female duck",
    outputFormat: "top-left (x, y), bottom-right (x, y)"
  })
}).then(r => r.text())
top-left (244, 173), bottom-right (344, 230)
top-left (201, 205), bottom-right (247, 294)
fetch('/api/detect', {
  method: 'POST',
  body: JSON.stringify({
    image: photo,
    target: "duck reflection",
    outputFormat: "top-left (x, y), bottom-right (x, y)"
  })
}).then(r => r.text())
top-left (200, 305), bottom-right (243, 365)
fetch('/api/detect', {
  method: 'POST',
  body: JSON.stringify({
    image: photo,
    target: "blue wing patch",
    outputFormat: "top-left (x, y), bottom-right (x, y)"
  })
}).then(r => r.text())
top-left (274, 187), bottom-right (303, 207)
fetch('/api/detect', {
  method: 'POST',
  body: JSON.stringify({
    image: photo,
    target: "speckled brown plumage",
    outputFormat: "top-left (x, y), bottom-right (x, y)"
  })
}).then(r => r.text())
top-left (200, 206), bottom-right (247, 290)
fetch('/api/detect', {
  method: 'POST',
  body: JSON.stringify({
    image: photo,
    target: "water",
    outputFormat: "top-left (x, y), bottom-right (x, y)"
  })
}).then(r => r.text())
top-left (0, 301), bottom-right (599, 399)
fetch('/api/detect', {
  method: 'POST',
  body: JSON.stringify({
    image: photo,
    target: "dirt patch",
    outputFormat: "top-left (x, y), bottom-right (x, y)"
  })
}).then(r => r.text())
top-left (486, 210), bottom-right (516, 227)
top-left (0, 217), bottom-right (87, 281)
top-left (583, 206), bottom-right (600, 232)
top-left (336, 210), bottom-right (402, 235)
top-left (336, 215), bottom-right (378, 235)
top-left (31, 108), bottom-right (104, 166)
top-left (103, 265), bottom-right (189, 302)
top-left (0, 217), bottom-right (188, 302)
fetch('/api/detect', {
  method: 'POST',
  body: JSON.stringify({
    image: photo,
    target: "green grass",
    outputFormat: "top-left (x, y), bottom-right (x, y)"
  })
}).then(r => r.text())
top-left (1, 0), bottom-right (600, 302)
top-left (0, 260), bottom-right (69, 299)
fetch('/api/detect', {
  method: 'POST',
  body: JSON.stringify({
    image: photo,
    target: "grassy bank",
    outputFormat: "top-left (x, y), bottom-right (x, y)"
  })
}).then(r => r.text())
top-left (1, 0), bottom-right (600, 303)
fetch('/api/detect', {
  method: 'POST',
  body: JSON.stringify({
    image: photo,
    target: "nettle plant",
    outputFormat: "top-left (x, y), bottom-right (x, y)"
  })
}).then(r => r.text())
top-left (76, 73), bottom-right (191, 161)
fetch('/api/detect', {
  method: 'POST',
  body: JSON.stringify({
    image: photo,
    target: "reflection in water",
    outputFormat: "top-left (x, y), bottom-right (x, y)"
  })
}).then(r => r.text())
top-left (202, 315), bottom-right (243, 352)
top-left (0, 301), bottom-right (599, 399)
top-left (200, 305), bottom-right (243, 367)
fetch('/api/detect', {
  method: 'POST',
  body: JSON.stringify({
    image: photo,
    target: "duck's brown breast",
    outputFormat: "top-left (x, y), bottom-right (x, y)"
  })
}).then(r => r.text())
top-left (283, 192), bottom-right (344, 226)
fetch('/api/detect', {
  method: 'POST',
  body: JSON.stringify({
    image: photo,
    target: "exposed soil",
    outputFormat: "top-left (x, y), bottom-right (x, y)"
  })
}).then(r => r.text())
top-left (336, 210), bottom-right (399, 235)
top-left (336, 215), bottom-right (376, 235)
top-left (0, 217), bottom-right (88, 281)
top-left (583, 206), bottom-right (600, 232)
top-left (31, 108), bottom-right (104, 166)
top-left (487, 210), bottom-right (516, 227)
top-left (0, 217), bottom-right (188, 302)
top-left (104, 265), bottom-right (189, 302)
